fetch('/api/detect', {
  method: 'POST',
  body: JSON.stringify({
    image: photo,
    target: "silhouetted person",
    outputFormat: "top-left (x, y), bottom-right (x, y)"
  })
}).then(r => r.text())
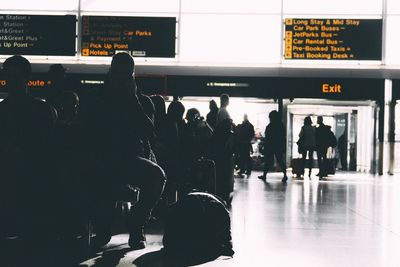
top-left (136, 87), bottom-right (157, 162)
top-left (212, 118), bottom-right (236, 205)
top-left (85, 52), bottom-right (166, 249)
top-left (183, 108), bottom-right (213, 165)
top-left (166, 100), bottom-right (186, 158)
top-left (236, 114), bottom-right (255, 176)
top-left (315, 116), bottom-right (332, 179)
top-left (258, 110), bottom-right (288, 183)
top-left (216, 94), bottom-right (231, 126)
top-left (338, 132), bottom-right (348, 170)
top-left (46, 64), bottom-right (67, 112)
top-left (52, 91), bottom-right (81, 165)
top-left (298, 116), bottom-right (316, 178)
top-left (150, 95), bottom-right (169, 167)
top-left (0, 55), bottom-right (55, 238)
top-left (164, 100), bottom-right (186, 199)
top-left (206, 99), bottom-right (219, 130)
top-left (151, 95), bottom-right (167, 139)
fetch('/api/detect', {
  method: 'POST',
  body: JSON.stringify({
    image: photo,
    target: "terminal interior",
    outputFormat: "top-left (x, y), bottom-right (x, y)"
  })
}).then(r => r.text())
top-left (2, 0), bottom-right (400, 266)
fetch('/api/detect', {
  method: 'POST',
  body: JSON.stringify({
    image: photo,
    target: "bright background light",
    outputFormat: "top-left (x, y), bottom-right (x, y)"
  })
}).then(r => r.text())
top-left (1, 0), bottom-right (79, 11)
top-left (283, 0), bottom-right (383, 15)
top-left (181, 0), bottom-right (281, 14)
top-left (385, 16), bottom-right (400, 65)
top-left (179, 14), bottom-right (282, 64)
top-left (81, 0), bottom-right (179, 13)
top-left (387, 0), bottom-right (400, 15)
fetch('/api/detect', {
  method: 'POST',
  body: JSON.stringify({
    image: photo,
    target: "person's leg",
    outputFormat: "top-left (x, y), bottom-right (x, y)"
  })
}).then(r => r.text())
top-left (259, 152), bottom-right (273, 180)
top-left (317, 149), bottom-right (323, 177)
top-left (340, 150), bottom-right (347, 170)
top-left (238, 143), bottom-right (246, 174)
top-left (308, 150), bottom-right (314, 177)
top-left (301, 151), bottom-right (307, 177)
top-left (275, 151), bottom-right (288, 182)
top-left (245, 143), bottom-right (253, 175)
top-left (119, 156), bottom-right (166, 249)
top-left (321, 148), bottom-right (328, 177)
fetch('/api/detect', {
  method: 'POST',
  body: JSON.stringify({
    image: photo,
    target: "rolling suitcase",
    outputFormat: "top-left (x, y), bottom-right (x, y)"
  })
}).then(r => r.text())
top-left (323, 158), bottom-right (336, 175)
top-left (291, 158), bottom-right (304, 177)
top-left (324, 148), bottom-right (336, 175)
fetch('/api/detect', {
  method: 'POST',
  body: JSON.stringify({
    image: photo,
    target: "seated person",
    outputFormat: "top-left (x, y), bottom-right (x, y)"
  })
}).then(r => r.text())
top-left (84, 52), bottom-right (166, 250)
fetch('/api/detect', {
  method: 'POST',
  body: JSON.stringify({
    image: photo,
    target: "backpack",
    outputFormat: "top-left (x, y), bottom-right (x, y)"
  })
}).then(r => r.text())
top-left (163, 192), bottom-right (234, 265)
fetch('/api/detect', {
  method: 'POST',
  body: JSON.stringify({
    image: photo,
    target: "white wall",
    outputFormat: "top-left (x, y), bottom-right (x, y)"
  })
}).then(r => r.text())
top-left (179, 14), bottom-right (281, 64)
top-left (81, 0), bottom-right (179, 13)
top-left (2, 0), bottom-right (79, 11)
top-left (283, 0), bottom-right (382, 15)
top-left (385, 0), bottom-right (400, 65)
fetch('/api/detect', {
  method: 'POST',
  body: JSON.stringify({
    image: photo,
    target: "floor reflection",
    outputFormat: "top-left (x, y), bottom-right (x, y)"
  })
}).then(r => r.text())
top-left (82, 171), bottom-right (400, 267)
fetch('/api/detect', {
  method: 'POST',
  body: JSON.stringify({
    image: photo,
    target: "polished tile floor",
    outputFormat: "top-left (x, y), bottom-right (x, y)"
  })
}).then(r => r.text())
top-left (81, 171), bottom-right (400, 267)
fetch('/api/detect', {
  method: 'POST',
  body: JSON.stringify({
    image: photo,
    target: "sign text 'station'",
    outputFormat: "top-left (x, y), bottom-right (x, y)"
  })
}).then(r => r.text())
top-left (0, 15), bottom-right (76, 56)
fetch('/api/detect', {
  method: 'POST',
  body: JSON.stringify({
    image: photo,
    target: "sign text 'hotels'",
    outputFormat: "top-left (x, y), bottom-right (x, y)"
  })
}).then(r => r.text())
top-left (81, 16), bottom-right (176, 58)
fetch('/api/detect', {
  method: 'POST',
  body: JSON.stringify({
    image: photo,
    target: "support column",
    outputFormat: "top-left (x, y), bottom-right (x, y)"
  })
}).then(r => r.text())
top-left (378, 101), bottom-right (384, 175)
top-left (388, 83), bottom-right (395, 175)
top-left (379, 79), bottom-right (393, 175)
top-left (278, 98), bottom-right (290, 168)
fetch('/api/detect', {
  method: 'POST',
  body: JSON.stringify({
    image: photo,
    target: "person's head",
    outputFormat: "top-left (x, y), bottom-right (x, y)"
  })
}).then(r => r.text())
top-left (2, 55), bottom-right (31, 95)
top-left (243, 114), bottom-right (249, 122)
top-left (268, 110), bottom-right (280, 123)
top-left (48, 64), bottom-right (66, 85)
top-left (317, 116), bottom-right (323, 125)
top-left (108, 52), bottom-right (136, 95)
top-left (304, 116), bottom-right (312, 126)
top-left (151, 95), bottom-right (166, 117)
top-left (111, 52), bottom-right (135, 75)
top-left (186, 108), bottom-right (201, 123)
top-left (220, 94), bottom-right (229, 108)
top-left (168, 100), bottom-right (185, 121)
top-left (58, 91), bottom-right (79, 122)
top-left (209, 99), bottom-right (218, 111)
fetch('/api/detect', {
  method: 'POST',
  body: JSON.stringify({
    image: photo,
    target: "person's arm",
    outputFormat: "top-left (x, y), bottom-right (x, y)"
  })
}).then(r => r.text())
top-left (134, 98), bottom-right (156, 141)
top-left (299, 127), bottom-right (304, 139)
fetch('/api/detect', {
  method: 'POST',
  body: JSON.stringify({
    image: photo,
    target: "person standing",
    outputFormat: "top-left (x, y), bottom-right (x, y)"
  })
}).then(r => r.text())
top-left (206, 99), bottom-right (219, 131)
top-left (338, 132), bottom-right (348, 171)
top-left (212, 94), bottom-right (236, 204)
top-left (237, 114), bottom-right (255, 176)
top-left (315, 116), bottom-right (332, 179)
top-left (46, 64), bottom-right (68, 112)
top-left (298, 116), bottom-right (316, 178)
top-left (216, 94), bottom-right (231, 126)
top-left (258, 111), bottom-right (288, 183)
